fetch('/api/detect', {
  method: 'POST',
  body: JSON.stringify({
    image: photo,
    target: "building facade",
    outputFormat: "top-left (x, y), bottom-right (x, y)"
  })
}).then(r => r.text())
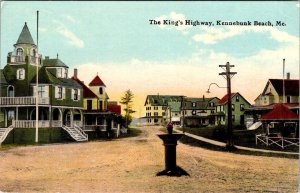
top-left (0, 23), bottom-right (86, 143)
top-left (215, 92), bottom-right (251, 126)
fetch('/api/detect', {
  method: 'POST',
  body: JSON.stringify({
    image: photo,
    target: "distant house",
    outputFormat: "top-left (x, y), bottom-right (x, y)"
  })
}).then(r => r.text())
top-left (163, 101), bottom-right (182, 126)
top-left (144, 95), bottom-right (183, 125)
top-left (246, 77), bottom-right (299, 125)
top-left (182, 96), bottom-right (219, 127)
top-left (255, 78), bottom-right (299, 105)
top-left (215, 92), bottom-right (251, 126)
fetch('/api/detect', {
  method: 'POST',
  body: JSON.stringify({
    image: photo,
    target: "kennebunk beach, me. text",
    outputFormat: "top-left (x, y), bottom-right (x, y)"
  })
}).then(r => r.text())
top-left (149, 19), bottom-right (286, 27)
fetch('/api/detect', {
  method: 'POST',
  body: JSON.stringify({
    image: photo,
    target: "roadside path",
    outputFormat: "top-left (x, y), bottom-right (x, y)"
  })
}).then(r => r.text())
top-left (173, 128), bottom-right (299, 155)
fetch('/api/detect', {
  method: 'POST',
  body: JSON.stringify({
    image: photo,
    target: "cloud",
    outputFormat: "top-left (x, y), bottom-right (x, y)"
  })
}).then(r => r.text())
top-left (53, 20), bottom-right (84, 48)
top-left (192, 25), bottom-right (298, 45)
top-left (65, 15), bottom-right (77, 24)
top-left (39, 27), bottom-right (47, 33)
top-left (296, 2), bottom-right (299, 8)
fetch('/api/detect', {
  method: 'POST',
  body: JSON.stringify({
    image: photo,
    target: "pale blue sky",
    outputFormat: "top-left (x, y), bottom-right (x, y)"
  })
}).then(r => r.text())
top-left (1, 1), bottom-right (299, 116)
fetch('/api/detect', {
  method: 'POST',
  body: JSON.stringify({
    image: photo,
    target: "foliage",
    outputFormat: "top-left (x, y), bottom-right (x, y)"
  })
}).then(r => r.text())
top-left (120, 89), bottom-right (135, 128)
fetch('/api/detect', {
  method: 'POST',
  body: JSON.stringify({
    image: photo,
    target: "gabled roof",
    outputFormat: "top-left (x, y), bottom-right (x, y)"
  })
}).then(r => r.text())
top-left (264, 79), bottom-right (299, 96)
top-left (72, 77), bottom-right (98, 98)
top-left (15, 22), bottom-right (35, 45)
top-left (261, 103), bottom-right (298, 121)
top-left (218, 92), bottom-right (251, 105)
top-left (144, 95), bottom-right (183, 106)
top-left (89, 75), bottom-right (106, 87)
top-left (184, 96), bottom-right (219, 109)
top-left (0, 69), bottom-right (8, 84)
top-left (218, 93), bottom-right (237, 105)
top-left (31, 67), bottom-right (81, 88)
top-left (43, 58), bottom-right (68, 68)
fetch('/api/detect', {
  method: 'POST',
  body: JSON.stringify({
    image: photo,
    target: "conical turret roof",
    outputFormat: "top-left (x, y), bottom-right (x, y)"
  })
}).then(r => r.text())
top-left (15, 22), bottom-right (35, 45)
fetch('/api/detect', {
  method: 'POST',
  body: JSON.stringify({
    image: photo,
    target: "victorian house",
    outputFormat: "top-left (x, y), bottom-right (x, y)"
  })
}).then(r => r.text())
top-left (0, 22), bottom-right (87, 144)
top-left (182, 96), bottom-right (219, 127)
top-left (215, 92), bottom-right (251, 126)
top-left (72, 69), bottom-right (121, 136)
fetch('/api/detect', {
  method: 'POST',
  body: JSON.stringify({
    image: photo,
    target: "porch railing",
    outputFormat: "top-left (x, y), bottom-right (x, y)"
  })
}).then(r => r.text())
top-left (12, 120), bottom-right (50, 128)
top-left (52, 120), bottom-right (62, 127)
top-left (10, 55), bottom-right (25, 63)
top-left (83, 125), bottom-right (107, 131)
top-left (73, 121), bottom-right (83, 127)
top-left (0, 97), bottom-right (50, 105)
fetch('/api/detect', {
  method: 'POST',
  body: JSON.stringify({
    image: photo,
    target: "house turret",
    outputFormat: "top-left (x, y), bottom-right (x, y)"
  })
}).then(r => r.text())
top-left (7, 22), bottom-right (42, 66)
top-left (89, 74), bottom-right (108, 111)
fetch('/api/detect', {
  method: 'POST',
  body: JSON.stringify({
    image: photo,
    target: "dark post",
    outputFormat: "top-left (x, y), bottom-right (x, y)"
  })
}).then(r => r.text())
top-left (219, 62), bottom-right (236, 150)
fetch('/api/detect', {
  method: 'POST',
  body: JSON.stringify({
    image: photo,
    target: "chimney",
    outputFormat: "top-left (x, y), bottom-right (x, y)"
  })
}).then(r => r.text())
top-left (287, 72), bottom-right (290, 80)
top-left (74, 68), bottom-right (78, 79)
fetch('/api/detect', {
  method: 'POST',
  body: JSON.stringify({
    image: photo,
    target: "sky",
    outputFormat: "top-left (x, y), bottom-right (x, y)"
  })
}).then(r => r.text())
top-left (1, 1), bottom-right (299, 117)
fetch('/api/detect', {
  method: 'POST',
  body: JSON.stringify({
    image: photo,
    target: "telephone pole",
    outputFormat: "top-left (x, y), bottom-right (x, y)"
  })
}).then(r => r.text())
top-left (219, 62), bottom-right (236, 150)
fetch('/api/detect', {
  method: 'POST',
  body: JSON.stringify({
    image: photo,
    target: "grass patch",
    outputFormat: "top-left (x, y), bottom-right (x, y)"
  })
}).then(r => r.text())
top-left (119, 127), bottom-right (142, 138)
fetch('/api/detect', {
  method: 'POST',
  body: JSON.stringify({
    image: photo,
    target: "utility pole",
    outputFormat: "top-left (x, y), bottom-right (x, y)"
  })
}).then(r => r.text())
top-left (219, 62), bottom-right (236, 150)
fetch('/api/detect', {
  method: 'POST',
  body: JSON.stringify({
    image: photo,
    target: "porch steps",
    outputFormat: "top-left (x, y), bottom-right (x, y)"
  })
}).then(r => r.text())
top-left (62, 125), bottom-right (88, 142)
top-left (247, 121), bottom-right (262, 131)
top-left (0, 125), bottom-right (13, 144)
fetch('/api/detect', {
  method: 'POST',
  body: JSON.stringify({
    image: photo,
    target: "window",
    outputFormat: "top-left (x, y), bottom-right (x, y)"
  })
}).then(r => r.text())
top-left (7, 86), bottom-right (14, 97)
top-left (55, 86), bottom-right (63, 99)
top-left (232, 104), bottom-right (235, 111)
top-left (236, 95), bottom-right (239, 102)
top-left (31, 49), bottom-right (36, 56)
top-left (192, 102), bottom-right (196, 107)
top-left (74, 89), bottom-right (78, 100)
top-left (240, 104), bottom-right (245, 111)
top-left (232, 115), bottom-right (235, 122)
top-left (154, 112), bottom-right (158, 116)
top-left (192, 110), bottom-right (196, 115)
top-left (87, 100), bottom-right (92, 110)
top-left (100, 100), bottom-right (103, 110)
top-left (64, 68), bottom-right (68, 78)
top-left (209, 102), bottom-right (214, 107)
top-left (38, 86), bottom-right (46, 98)
top-left (8, 110), bottom-right (14, 120)
top-left (99, 87), bottom-right (103, 95)
top-left (154, 106), bottom-right (158, 110)
top-left (57, 68), bottom-right (63, 78)
top-left (16, 48), bottom-right (23, 56)
top-left (17, 68), bottom-right (25, 80)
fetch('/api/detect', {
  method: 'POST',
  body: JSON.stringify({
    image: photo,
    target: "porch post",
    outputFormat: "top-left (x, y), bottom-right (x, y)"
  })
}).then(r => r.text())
top-left (16, 107), bottom-right (19, 121)
top-left (70, 110), bottom-right (74, 127)
top-left (49, 106), bottom-right (52, 127)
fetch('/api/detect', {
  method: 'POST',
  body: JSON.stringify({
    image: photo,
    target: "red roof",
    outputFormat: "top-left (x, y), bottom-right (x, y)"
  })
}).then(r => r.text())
top-left (89, 75), bottom-right (106, 87)
top-left (108, 104), bottom-right (121, 115)
top-left (218, 93), bottom-right (236, 105)
top-left (71, 77), bottom-right (98, 98)
top-left (261, 103), bottom-right (298, 120)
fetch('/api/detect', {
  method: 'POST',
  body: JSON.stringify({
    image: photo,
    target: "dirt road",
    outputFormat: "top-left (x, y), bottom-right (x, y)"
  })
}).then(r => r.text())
top-left (0, 126), bottom-right (298, 192)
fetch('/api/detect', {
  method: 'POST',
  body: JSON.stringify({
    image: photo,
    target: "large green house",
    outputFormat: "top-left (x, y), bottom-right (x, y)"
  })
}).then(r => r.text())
top-left (0, 22), bottom-right (87, 144)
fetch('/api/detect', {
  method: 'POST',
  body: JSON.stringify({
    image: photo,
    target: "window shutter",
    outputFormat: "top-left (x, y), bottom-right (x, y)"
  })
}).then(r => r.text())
top-left (71, 89), bottom-right (74, 100)
top-left (45, 86), bottom-right (49, 97)
top-left (62, 87), bottom-right (66, 99)
top-left (33, 86), bottom-right (37, 96)
top-left (55, 86), bottom-right (58, 98)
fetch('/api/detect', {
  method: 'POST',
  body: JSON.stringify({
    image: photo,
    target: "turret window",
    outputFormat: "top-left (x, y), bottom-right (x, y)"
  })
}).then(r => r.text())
top-left (31, 49), bottom-right (36, 56)
top-left (16, 48), bottom-right (23, 56)
top-left (17, 68), bottom-right (25, 80)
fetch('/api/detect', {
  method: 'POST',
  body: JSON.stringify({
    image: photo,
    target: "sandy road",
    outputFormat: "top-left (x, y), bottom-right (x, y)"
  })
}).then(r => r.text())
top-left (0, 126), bottom-right (298, 193)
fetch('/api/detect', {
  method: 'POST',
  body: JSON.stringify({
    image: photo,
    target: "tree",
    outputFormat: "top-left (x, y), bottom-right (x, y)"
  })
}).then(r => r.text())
top-left (120, 89), bottom-right (135, 128)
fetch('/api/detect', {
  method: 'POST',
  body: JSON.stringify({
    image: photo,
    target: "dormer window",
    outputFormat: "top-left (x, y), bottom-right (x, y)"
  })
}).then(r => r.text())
top-left (192, 102), bottom-right (196, 107)
top-left (99, 87), bottom-right (103, 95)
top-left (57, 68), bottom-right (62, 78)
top-left (16, 48), bottom-right (23, 56)
top-left (17, 68), bottom-right (25, 80)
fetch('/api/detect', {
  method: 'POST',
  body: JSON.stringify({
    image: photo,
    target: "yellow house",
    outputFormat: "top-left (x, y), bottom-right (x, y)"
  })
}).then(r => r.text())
top-left (144, 95), bottom-right (183, 125)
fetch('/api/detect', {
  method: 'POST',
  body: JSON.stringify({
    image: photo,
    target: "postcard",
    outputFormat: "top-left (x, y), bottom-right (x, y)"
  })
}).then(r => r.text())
top-left (0, 1), bottom-right (299, 192)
